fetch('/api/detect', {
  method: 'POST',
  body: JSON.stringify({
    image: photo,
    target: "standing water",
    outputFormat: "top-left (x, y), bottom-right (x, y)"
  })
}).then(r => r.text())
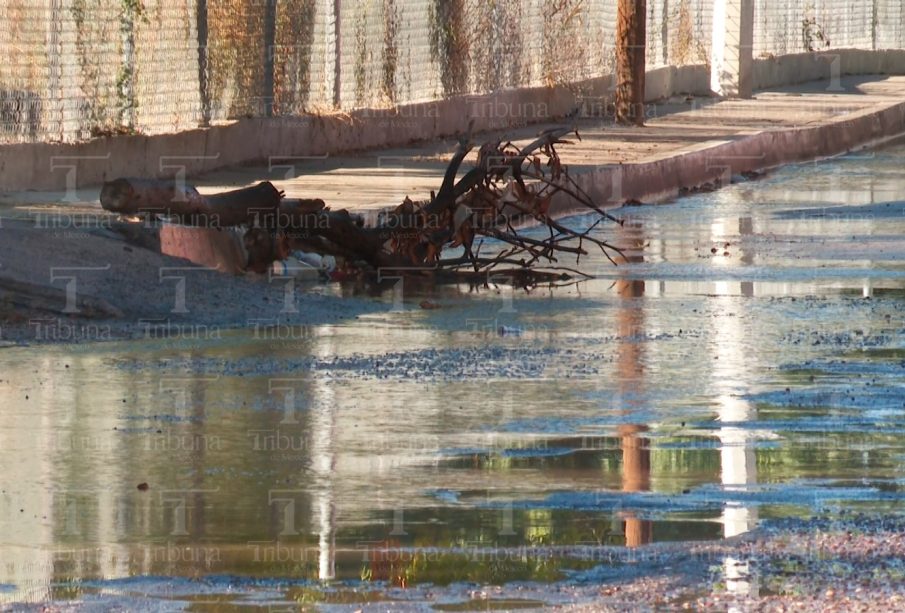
top-left (1, 144), bottom-right (905, 609)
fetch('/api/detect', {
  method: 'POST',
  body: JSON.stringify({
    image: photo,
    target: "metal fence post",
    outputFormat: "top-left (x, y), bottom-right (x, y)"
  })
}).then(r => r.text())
top-left (197, 0), bottom-right (210, 126)
top-left (120, 0), bottom-right (137, 130)
top-left (264, 0), bottom-right (277, 117)
top-left (332, 0), bottom-right (342, 108)
top-left (872, 0), bottom-right (878, 50)
top-left (48, 0), bottom-right (64, 141)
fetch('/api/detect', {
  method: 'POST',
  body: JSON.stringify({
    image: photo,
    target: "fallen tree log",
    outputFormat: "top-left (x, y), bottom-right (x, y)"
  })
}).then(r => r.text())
top-left (101, 178), bottom-right (328, 273)
top-left (100, 179), bottom-right (288, 227)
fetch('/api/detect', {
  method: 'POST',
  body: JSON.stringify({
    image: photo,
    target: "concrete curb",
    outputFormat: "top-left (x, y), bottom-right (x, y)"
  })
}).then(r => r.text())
top-left (557, 95), bottom-right (905, 215)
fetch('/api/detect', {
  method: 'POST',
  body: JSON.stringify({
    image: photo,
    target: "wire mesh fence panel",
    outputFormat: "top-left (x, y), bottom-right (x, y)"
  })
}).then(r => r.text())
top-left (55, 0), bottom-right (122, 139)
top-left (3, 0), bottom-right (905, 144)
top-left (540, 0), bottom-right (597, 86)
top-left (205, 0), bottom-right (268, 120)
top-left (666, 0), bottom-right (712, 67)
top-left (389, 0), bottom-right (436, 104)
top-left (133, 1), bottom-right (202, 134)
top-left (0, 0), bottom-right (202, 143)
top-left (809, 0), bottom-right (874, 50)
top-left (333, 0), bottom-right (619, 109)
top-left (753, 0), bottom-right (878, 58)
top-left (336, 0), bottom-right (443, 109)
top-left (875, 0), bottom-right (905, 51)
top-left (307, 0), bottom-right (339, 110)
top-left (429, 0), bottom-right (536, 97)
top-left (646, 0), bottom-right (669, 67)
top-left (338, 0), bottom-right (381, 109)
top-left (272, 0), bottom-right (325, 114)
top-left (588, 0), bottom-right (618, 77)
top-left (464, 0), bottom-right (532, 93)
top-left (1, 1), bottom-right (53, 142)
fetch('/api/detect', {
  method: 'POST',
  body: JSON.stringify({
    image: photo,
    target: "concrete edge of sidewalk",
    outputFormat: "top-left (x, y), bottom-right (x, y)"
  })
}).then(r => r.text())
top-left (555, 94), bottom-right (905, 216)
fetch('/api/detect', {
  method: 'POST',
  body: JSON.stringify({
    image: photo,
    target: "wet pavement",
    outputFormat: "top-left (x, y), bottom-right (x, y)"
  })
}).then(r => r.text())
top-left (1, 141), bottom-right (905, 609)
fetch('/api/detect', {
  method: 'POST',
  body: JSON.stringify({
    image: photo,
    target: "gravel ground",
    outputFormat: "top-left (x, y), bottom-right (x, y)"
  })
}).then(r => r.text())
top-left (563, 514), bottom-right (905, 612)
top-left (0, 219), bottom-right (372, 343)
top-left (4, 514), bottom-right (902, 611)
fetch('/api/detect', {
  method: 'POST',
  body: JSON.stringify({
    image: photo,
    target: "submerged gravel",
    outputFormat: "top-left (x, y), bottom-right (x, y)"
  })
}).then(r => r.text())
top-left (10, 514), bottom-right (904, 611)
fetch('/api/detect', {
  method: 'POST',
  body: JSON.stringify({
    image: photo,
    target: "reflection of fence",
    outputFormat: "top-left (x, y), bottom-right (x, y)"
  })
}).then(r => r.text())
top-left (0, 0), bottom-right (903, 144)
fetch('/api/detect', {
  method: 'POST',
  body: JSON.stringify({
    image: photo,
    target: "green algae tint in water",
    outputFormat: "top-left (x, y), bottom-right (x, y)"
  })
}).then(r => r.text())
top-left (2, 144), bottom-right (905, 607)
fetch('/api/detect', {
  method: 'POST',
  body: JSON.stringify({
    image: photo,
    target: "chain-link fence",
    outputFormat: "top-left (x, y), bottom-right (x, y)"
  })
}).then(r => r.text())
top-left (753, 0), bottom-right (881, 56)
top-left (753, 0), bottom-right (905, 57)
top-left (2, 0), bottom-right (903, 144)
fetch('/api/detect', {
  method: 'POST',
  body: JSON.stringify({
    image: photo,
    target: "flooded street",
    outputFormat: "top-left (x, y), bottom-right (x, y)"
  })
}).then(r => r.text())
top-left (2, 144), bottom-right (905, 609)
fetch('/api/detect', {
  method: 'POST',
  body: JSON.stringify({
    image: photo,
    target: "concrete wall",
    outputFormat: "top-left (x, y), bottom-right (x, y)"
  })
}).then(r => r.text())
top-left (752, 49), bottom-right (905, 90)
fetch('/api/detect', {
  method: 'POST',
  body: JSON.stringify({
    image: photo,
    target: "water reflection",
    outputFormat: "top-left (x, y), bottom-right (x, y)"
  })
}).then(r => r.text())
top-left (620, 426), bottom-right (652, 548)
top-left (310, 376), bottom-right (337, 581)
top-left (614, 220), bottom-right (653, 548)
top-left (738, 215), bottom-right (754, 297)
top-left (3, 146), bottom-right (905, 603)
top-left (709, 216), bottom-right (761, 597)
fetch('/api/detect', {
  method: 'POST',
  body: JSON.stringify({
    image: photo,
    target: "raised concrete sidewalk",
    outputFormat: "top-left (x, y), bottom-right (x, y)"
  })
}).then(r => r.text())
top-left (172, 75), bottom-right (905, 216)
top-left (3, 75), bottom-right (905, 219)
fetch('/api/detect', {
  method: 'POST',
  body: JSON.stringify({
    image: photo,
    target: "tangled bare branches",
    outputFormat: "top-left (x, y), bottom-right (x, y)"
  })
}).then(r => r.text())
top-left (351, 125), bottom-right (624, 279)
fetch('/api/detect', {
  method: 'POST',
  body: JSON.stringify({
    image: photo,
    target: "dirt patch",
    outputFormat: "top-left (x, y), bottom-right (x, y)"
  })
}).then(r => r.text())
top-left (0, 218), bottom-right (372, 343)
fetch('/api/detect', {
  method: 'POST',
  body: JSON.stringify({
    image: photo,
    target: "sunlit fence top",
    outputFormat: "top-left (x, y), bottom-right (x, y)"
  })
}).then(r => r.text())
top-left (0, 0), bottom-right (900, 144)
